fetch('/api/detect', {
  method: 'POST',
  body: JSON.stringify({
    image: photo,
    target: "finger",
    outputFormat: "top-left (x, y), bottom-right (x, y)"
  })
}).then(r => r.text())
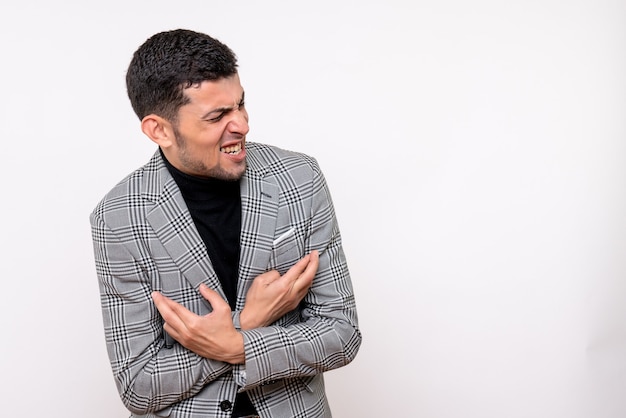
top-left (281, 253), bottom-right (312, 283)
top-left (298, 250), bottom-right (319, 281)
top-left (152, 291), bottom-right (175, 318)
top-left (152, 291), bottom-right (192, 331)
top-left (254, 269), bottom-right (281, 286)
top-left (198, 284), bottom-right (230, 314)
top-left (306, 250), bottom-right (320, 274)
top-left (291, 250), bottom-right (319, 291)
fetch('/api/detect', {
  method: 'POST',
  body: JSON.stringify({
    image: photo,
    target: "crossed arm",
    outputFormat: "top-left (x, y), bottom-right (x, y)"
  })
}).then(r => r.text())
top-left (151, 251), bottom-right (320, 364)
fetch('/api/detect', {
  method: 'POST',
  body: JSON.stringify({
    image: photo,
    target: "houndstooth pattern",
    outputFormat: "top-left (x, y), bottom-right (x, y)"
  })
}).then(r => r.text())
top-left (90, 142), bottom-right (361, 417)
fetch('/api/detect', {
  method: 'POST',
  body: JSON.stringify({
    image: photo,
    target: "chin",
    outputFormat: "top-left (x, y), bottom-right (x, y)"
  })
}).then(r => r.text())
top-left (211, 163), bottom-right (246, 181)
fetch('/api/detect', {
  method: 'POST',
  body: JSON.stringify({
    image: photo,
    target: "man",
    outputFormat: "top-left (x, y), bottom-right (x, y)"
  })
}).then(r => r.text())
top-left (90, 29), bottom-right (361, 418)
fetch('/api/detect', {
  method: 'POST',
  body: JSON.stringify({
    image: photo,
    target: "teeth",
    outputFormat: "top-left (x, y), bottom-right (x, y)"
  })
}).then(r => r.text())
top-left (220, 143), bottom-right (242, 154)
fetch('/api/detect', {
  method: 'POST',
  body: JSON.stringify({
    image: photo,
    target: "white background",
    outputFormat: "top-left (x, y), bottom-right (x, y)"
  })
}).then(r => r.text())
top-left (1, 1), bottom-right (625, 417)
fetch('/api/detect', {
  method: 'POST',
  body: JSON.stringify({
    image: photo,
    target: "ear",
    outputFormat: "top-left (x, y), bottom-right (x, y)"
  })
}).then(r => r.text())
top-left (141, 114), bottom-right (175, 148)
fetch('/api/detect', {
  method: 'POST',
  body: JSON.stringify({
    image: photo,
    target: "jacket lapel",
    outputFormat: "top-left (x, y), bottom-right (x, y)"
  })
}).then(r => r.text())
top-left (236, 156), bottom-right (279, 307)
top-left (142, 151), bottom-right (225, 300)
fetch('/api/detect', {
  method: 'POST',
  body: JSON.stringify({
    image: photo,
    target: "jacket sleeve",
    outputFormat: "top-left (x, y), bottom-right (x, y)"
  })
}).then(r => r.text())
top-left (90, 212), bottom-right (231, 415)
top-left (234, 160), bottom-right (362, 390)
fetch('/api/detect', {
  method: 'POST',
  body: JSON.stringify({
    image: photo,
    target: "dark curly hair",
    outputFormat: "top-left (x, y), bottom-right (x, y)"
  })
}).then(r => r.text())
top-left (126, 29), bottom-right (238, 122)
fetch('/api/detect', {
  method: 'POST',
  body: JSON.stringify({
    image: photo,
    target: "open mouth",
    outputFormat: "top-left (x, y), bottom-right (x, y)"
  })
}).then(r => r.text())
top-left (220, 143), bottom-right (242, 155)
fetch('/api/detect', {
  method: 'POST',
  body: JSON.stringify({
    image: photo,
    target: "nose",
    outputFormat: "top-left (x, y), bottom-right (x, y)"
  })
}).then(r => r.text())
top-left (227, 107), bottom-right (249, 136)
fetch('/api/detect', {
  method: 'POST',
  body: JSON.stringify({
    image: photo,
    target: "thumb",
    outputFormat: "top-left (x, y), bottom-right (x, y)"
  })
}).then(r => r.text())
top-left (199, 283), bottom-right (229, 312)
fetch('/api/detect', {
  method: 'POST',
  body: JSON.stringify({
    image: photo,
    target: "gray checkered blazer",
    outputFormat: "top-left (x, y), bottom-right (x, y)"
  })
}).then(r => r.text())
top-left (90, 142), bottom-right (361, 417)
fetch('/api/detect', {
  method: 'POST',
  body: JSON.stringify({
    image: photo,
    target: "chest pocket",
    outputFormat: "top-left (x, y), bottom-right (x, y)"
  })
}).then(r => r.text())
top-left (269, 227), bottom-right (302, 274)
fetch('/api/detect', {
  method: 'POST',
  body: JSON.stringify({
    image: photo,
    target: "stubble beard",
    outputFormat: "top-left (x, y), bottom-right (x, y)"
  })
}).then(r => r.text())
top-left (173, 129), bottom-right (246, 181)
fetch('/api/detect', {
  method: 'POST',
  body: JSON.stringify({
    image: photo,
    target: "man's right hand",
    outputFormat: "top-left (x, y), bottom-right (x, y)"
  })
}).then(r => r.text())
top-left (239, 250), bottom-right (319, 330)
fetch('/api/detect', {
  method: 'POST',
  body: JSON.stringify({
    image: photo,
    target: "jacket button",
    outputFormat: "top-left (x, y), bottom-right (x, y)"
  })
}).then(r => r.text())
top-left (219, 400), bottom-right (232, 411)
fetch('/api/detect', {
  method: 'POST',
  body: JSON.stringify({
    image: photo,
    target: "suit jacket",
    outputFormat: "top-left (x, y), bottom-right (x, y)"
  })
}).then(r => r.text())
top-left (90, 142), bottom-right (361, 418)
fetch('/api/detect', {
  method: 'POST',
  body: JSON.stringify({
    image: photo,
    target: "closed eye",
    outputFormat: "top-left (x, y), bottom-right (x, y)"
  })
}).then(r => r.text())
top-left (205, 112), bottom-right (227, 123)
top-left (202, 92), bottom-right (245, 123)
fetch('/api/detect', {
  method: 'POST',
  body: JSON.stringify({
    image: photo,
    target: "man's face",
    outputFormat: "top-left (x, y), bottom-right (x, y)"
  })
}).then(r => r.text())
top-left (164, 74), bottom-right (249, 180)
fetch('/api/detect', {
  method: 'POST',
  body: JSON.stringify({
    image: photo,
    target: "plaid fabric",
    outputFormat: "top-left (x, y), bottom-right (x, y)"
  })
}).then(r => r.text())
top-left (90, 142), bottom-right (361, 417)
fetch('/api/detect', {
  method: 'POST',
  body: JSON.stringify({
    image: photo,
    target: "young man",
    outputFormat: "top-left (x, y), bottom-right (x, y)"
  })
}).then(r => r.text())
top-left (90, 29), bottom-right (361, 417)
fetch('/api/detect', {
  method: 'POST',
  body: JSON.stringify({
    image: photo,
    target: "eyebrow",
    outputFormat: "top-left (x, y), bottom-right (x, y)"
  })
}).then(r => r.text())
top-left (201, 91), bottom-right (245, 120)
